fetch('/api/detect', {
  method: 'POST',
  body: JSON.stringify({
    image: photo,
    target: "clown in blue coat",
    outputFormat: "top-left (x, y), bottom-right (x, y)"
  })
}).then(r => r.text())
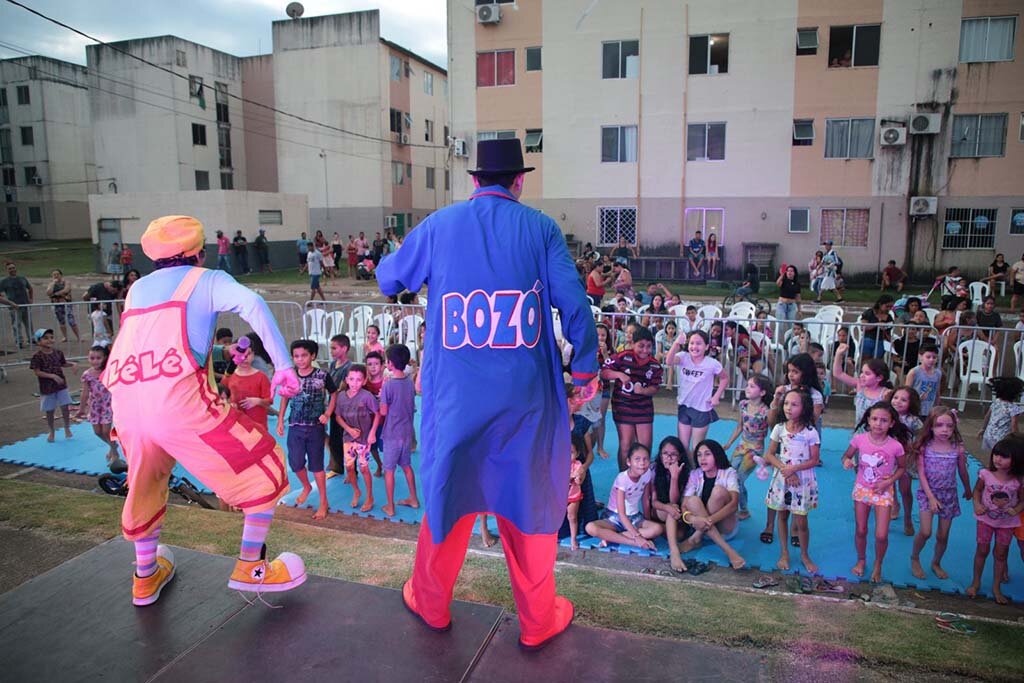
top-left (376, 139), bottom-right (598, 650)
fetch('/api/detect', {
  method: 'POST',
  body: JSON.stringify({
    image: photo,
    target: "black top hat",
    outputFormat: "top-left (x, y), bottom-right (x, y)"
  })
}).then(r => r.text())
top-left (468, 138), bottom-right (535, 176)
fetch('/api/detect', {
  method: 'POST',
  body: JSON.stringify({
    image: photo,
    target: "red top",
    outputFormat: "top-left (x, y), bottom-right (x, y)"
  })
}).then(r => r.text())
top-left (365, 376), bottom-right (384, 398)
top-left (224, 370), bottom-right (272, 428)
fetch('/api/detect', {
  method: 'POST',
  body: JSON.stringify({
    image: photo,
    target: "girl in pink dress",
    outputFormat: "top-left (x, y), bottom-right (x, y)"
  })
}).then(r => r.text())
top-left (78, 344), bottom-right (118, 464)
top-left (706, 233), bottom-right (719, 279)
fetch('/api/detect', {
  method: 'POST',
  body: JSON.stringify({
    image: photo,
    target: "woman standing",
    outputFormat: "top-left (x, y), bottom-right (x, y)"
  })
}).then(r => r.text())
top-left (331, 233), bottom-right (343, 275)
top-left (346, 234), bottom-right (359, 279)
top-left (775, 264), bottom-right (802, 333)
top-left (706, 233), bottom-right (719, 279)
top-left (586, 261), bottom-right (613, 307)
top-left (807, 251), bottom-right (824, 300)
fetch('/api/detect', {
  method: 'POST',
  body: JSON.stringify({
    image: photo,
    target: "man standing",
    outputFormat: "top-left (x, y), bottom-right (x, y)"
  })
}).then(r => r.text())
top-left (215, 230), bottom-right (231, 272)
top-left (371, 232), bottom-right (385, 265)
top-left (0, 261), bottom-right (33, 348)
top-left (254, 229), bottom-right (272, 273)
top-left (356, 231), bottom-right (370, 262)
top-left (107, 242), bottom-right (122, 274)
top-left (295, 232), bottom-right (310, 273)
top-left (84, 279), bottom-right (122, 338)
top-left (232, 230), bottom-right (250, 274)
top-left (377, 138), bottom-right (598, 650)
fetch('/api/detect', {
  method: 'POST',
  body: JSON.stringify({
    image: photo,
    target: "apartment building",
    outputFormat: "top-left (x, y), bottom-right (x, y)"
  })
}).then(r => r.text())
top-left (0, 56), bottom-right (96, 239)
top-left (272, 10), bottom-right (450, 236)
top-left (449, 0), bottom-right (1024, 278)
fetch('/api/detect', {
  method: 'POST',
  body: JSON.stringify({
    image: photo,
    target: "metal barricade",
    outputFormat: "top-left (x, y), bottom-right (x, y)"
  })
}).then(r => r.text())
top-left (302, 300), bottom-right (426, 362)
top-left (0, 299), bottom-right (125, 367)
top-left (209, 300), bottom-right (306, 352)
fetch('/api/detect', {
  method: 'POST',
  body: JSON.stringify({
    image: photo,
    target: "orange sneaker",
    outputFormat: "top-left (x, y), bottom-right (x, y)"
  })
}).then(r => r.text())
top-left (132, 545), bottom-right (175, 606)
top-left (227, 544), bottom-right (306, 593)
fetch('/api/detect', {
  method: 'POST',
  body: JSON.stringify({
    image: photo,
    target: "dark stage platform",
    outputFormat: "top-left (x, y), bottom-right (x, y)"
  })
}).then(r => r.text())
top-left (0, 542), bottom-right (761, 682)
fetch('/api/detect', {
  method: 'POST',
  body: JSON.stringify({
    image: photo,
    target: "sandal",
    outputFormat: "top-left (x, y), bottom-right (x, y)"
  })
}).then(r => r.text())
top-left (753, 575), bottom-right (779, 589)
top-left (788, 576), bottom-right (814, 594)
top-left (790, 535), bottom-right (800, 548)
top-left (814, 577), bottom-right (845, 593)
top-left (935, 613), bottom-right (976, 636)
top-left (759, 532), bottom-right (774, 545)
top-left (687, 561), bottom-right (711, 576)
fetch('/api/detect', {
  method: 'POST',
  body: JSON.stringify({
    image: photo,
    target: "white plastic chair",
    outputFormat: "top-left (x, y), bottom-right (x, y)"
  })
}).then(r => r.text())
top-left (346, 305), bottom-right (374, 355)
top-left (727, 301), bottom-right (756, 321)
top-left (922, 307), bottom-right (939, 327)
top-left (590, 305), bottom-right (603, 320)
top-left (1014, 340), bottom-right (1024, 382)
top-left (551, 307), bottom-right (564, 342)
top-left (374, 313), bottom-right (395, 345)
top-left (816, 305), bottom-right (845, 324)
top-left (399, 314), bottom-right (424, 358)
top-left (968, 281), bottom-right (988, 308)
top-left (955, 339), bottom-right (995, 410)
top-left (635, 304), bottom-right (650, 315)
top-left (303, 308), bottom-right (328, 341)
top-left (696, 305), bottom-right (722, 332)
top-left (417, 295), bottom-right (428, 308)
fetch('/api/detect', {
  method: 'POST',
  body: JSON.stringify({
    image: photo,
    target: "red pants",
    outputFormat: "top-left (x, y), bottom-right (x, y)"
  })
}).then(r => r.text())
top-left (407, 513), bottom-right (568, 644)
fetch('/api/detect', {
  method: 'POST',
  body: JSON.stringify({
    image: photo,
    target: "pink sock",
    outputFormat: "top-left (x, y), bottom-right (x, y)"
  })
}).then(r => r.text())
top-left (134, 526), bottom-right (161, 577)
top-left (240, 510), bottom-right (274, 561)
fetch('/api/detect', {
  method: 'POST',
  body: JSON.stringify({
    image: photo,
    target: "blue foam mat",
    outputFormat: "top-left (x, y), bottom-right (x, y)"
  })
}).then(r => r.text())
top-left (1, 407), bottom-right (1020, 600)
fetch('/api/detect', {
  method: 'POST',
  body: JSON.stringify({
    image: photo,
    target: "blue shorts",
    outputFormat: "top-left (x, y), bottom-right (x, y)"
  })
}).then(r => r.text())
top-left (677, 404), bottom-right (719, 428)
top-left (310, 274), bottom-right (321, 290)
top-left (382, 439), bottom-right (412, 471)
top-left (40, 388), bottom-right (72, 412)
top-left (287, 424), bottom-right (326, 473)
top-left (572, 414), bottom-right (595, 438)
top-left (602, 508), bottom-right (645, 533)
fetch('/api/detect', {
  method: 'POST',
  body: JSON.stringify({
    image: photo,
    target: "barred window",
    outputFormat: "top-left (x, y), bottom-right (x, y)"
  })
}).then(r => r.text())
top-left (1010, 208), bottom-right (1024, 236)
top-left (598, 206), bottom-right (637, 246)
top-left (821, 208), bottom-right (869, 247)
top-left (942, 207), bottom-right (996, 250)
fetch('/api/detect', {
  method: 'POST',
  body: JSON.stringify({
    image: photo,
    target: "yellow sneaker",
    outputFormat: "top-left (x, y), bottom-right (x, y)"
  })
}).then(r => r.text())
top-left (228, 545), bottom-right (306, 593)
top-left (132, 545), bottom-right (175, 606)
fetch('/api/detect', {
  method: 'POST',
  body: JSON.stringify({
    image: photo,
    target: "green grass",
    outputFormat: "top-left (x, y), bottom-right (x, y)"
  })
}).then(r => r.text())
top-left (2, 479), bottom-right (1022, 680)
top-left (0, 240), bottom-right (97, 278)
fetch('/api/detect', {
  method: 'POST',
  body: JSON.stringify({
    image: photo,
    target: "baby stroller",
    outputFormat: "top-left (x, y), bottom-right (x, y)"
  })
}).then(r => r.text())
top-left (356, 258), bottom-right (376, 281)
top-left (98, 458), bottom-right (213, 509)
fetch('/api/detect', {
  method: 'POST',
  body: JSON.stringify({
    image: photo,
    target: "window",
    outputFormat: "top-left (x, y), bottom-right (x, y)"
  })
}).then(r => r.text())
top-left (20, 126), bottom-right (33, 146)
top-left (444, 125), bottom-right (450, 143)
top-left (0, 88), bottom-right (7, 125)
top-left (524, 129), bottom-right (543, 153)
top-left (218, 126), bottom-right (232, 168)
top-left (195, 170), bottom-right (209, 191)
top-left (192, 123), bottom-right (207, 146)
top-left (188, 75), bottom-right (203, 98)
top-left (220, 172), bottom-right (233, 190)
top-left (6, 206), bottom-right (19, 225)
top-left (389, 108), bottom-right (402, 134)
top-left (688, 34), bottom-right (729, 75)
top-left (793, 119), bottom-right (814, 146)
top-left (951, 113), bottom-right (1007, 158)
top-left (821, 208), bottom-right (869, 247)
top-left (28, 206), bottom-right (41, 224)
top-left (424, 119), bottom-right (434, 143)
top-left (16, 85), bottom-right (29, 105)
top-left (789, 208), bottom-right (810, 233)
top-left (796, 28), bottom-right (818, 55)
top-left (424, 71), bottom-right (434, 95)
top-left (526, 47), bottom-right (542, 71)
top-left (406, 163), bottom-right (412, 179)
top-left (478, 130), bottom-right (516, 141)
top-left (2, 167), bottom-right (14, 186)
top-left (444, 169), bottom-right (450, 191)
top-left (684, 208), bottom-right (725, 243)
top-left (24, 166), bottom-right (37, 185)
top-left (1009, 208), bottom-right (1024, 236)
top-left (824, 118), bottom-right (874, 158)
top-left (0, 129), bottom-right (10, 164)
top-left (258, 209), bottom-right (282, 225)
top-left (828, 24), bottom-right (881, 67)
top-left (602, 40), bottom-right (639, 79)
top-left (598, 206), bottom-right (637, 246)
top-left (176, 49), bottom-right (187, 67)
top-left (477, 50), bottom-right (515, 87)
top-left (391, 161), bottom-right (404, 185)
top-left (390, 55), bottom-right (401, 81)
top-left (215, 82), bottom-right (229, 124)
top-left (942, 207), bottom-right (996, 249)
top-left (601, 125), bottom-right (638, 162)
top-left (959, 17), bottom-right (1016, 62)
top-left (687, 122), bottom-right (726, 161)
top-left (426, 167), bottom-right (435, 189)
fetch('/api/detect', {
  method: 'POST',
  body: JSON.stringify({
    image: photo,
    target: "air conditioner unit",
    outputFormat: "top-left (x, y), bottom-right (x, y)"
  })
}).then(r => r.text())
top-left (476, 4), bottom-right (501, 24)
top-left (909, 113), bottom-right (941, 135)
top-left (880, 125), bottom-right (906, 146)
top-left (453, 138), bottom-right (468, 157)
top-left (385, 215), bottom-right (398, 228)
top-left (909, 196), bottom-right (937, 216)
top-left (399, 133), bottom-right (410, 145)
top-left (31, 176), bottom-right (43, 186)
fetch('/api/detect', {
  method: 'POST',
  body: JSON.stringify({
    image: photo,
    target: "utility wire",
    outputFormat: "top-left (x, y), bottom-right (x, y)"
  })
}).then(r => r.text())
top-left (3, 0), bottom-right (450, 150)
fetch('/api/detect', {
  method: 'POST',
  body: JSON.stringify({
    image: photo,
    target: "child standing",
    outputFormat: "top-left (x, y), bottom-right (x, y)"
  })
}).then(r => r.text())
top-left (326, 334), bottom-right (353, 477)
top-left (905, 344), bottom-right (942, 417)
top-left (832, 345), bottom-right (892, 425)
top-left (842, 402), bottom-right (910, 582)
top-left (890, 386), bottom-right (923, 536)
top-left (307, 244), bottom-right (326, 301)
top-left (665, 330), bottom-right (727, 464)
top-left (769, 354), bottom-right (825, 428)
top-left (363, 351), bottom-right (387, 477)
top-left (276, 340), bottom-right (337, 520)
top-left (722, 375), bottom-right (772, 520)
top-left (585, 442), bottom-right (663, 549)
top-left (909, 407), bottom-right (971, 581)
top-left (566, 433), bottom-right (588, 551)
top-left (378, 344), bottom-right (419, 517)
top-left (593, 323), bottom-right (614, 461)
top-left (29, 329), bottom-right (76, 442)
top-left (764, 389), bottom-right (821, 572)
top-left (223, 333), bottom-right (273, 429)
top-left (77, 344), bottom-right (117, 463)
top-left (334, 364), bottom-right (381, 512)
top-left (978, 377), bottom-right (1024, 451)
top-left (90, 304), bottom-right (111, 345)
top-left (967, 435), bottom-right (1024, 604)
top-left (601, 326), bottom-right (663, 470)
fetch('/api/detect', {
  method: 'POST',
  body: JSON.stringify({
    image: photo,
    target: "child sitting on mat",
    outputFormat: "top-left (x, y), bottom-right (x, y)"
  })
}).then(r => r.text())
top-left (585, 442), bottom-right (663, 550)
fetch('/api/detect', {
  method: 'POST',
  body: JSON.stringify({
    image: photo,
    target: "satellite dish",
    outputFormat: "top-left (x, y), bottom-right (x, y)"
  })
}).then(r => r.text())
top-left (286, 2), bottom-right (304, 18)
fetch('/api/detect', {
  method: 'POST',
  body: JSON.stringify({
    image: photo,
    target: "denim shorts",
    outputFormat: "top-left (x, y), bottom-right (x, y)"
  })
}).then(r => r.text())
top-left (602, 508), bottom-right (644, 533)
top-left (40, 388), bottom-right (72, 412)
top-left (677, 404), bottom-right (719, 428)
top-left (310, 274), bottom-right (321, 290)
top-left (287, 424), bottom-right (326, 473)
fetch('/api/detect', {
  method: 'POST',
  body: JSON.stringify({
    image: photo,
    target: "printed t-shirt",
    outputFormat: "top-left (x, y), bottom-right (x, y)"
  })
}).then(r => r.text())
top-left (288, 368), bottom-right (337, 425)
top-left (603, 351), bottom-right (662, 421)
top-left (307, 250), bottom-right (323, 276)
top-left (334, 388), bottom-right (378, 445)
top-left (674, 354), bottom-right (723, 410)
top-left (975, 469), bottom-right (1021, 528)
top-left (30, 349), bottom-right (67, 394)
top-left (849, 433), bottom-right (904, 488)
top-left (607, 468), bottom-right (654, 517)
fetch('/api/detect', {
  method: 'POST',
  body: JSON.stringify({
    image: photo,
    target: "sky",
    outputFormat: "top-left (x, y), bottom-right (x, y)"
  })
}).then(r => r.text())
top-left (0, 0), bottom-right (449, 67)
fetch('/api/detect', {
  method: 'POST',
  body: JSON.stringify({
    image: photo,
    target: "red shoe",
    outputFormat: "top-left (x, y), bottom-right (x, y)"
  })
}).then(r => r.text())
top-left (518, 595), bottom-right (574, 651)
top-left (401, 579), bottom-right (451, 632)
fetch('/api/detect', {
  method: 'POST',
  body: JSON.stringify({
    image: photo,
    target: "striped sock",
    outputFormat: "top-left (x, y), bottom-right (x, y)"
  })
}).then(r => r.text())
top-left (134, 527), bottom-right (162, 578)
top-left (239, 510), bottom-right (275, 561)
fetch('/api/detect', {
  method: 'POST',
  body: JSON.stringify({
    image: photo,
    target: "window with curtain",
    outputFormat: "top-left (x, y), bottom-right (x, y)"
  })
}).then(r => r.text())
top-left (684, 208), bottom-right (725, 244)
top-left (602, 40), bottom-right (639, 79)
top-left (476, 51), bottom-right (515, 87)
top-left (951, 113), bottom-right (1007, 157)
top-left (820, 208), bottom-right (869, 247)
top-left (959, 16), bottom-right (1016, 62)
top-left (824, 118), bottom-right (874, 158)
top-left (390, 55), bottom-right (401, 81)
top-left (391, 161), bottom-right (404, 185)
top-left (686, 122), bottom-right (726, 160)
top-left (601, 125), bottom-right (637, 162)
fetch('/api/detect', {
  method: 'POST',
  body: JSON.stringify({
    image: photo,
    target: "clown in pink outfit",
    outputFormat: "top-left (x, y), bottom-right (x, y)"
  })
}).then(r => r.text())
top-left (102, 215), bottom-right (305, 605)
